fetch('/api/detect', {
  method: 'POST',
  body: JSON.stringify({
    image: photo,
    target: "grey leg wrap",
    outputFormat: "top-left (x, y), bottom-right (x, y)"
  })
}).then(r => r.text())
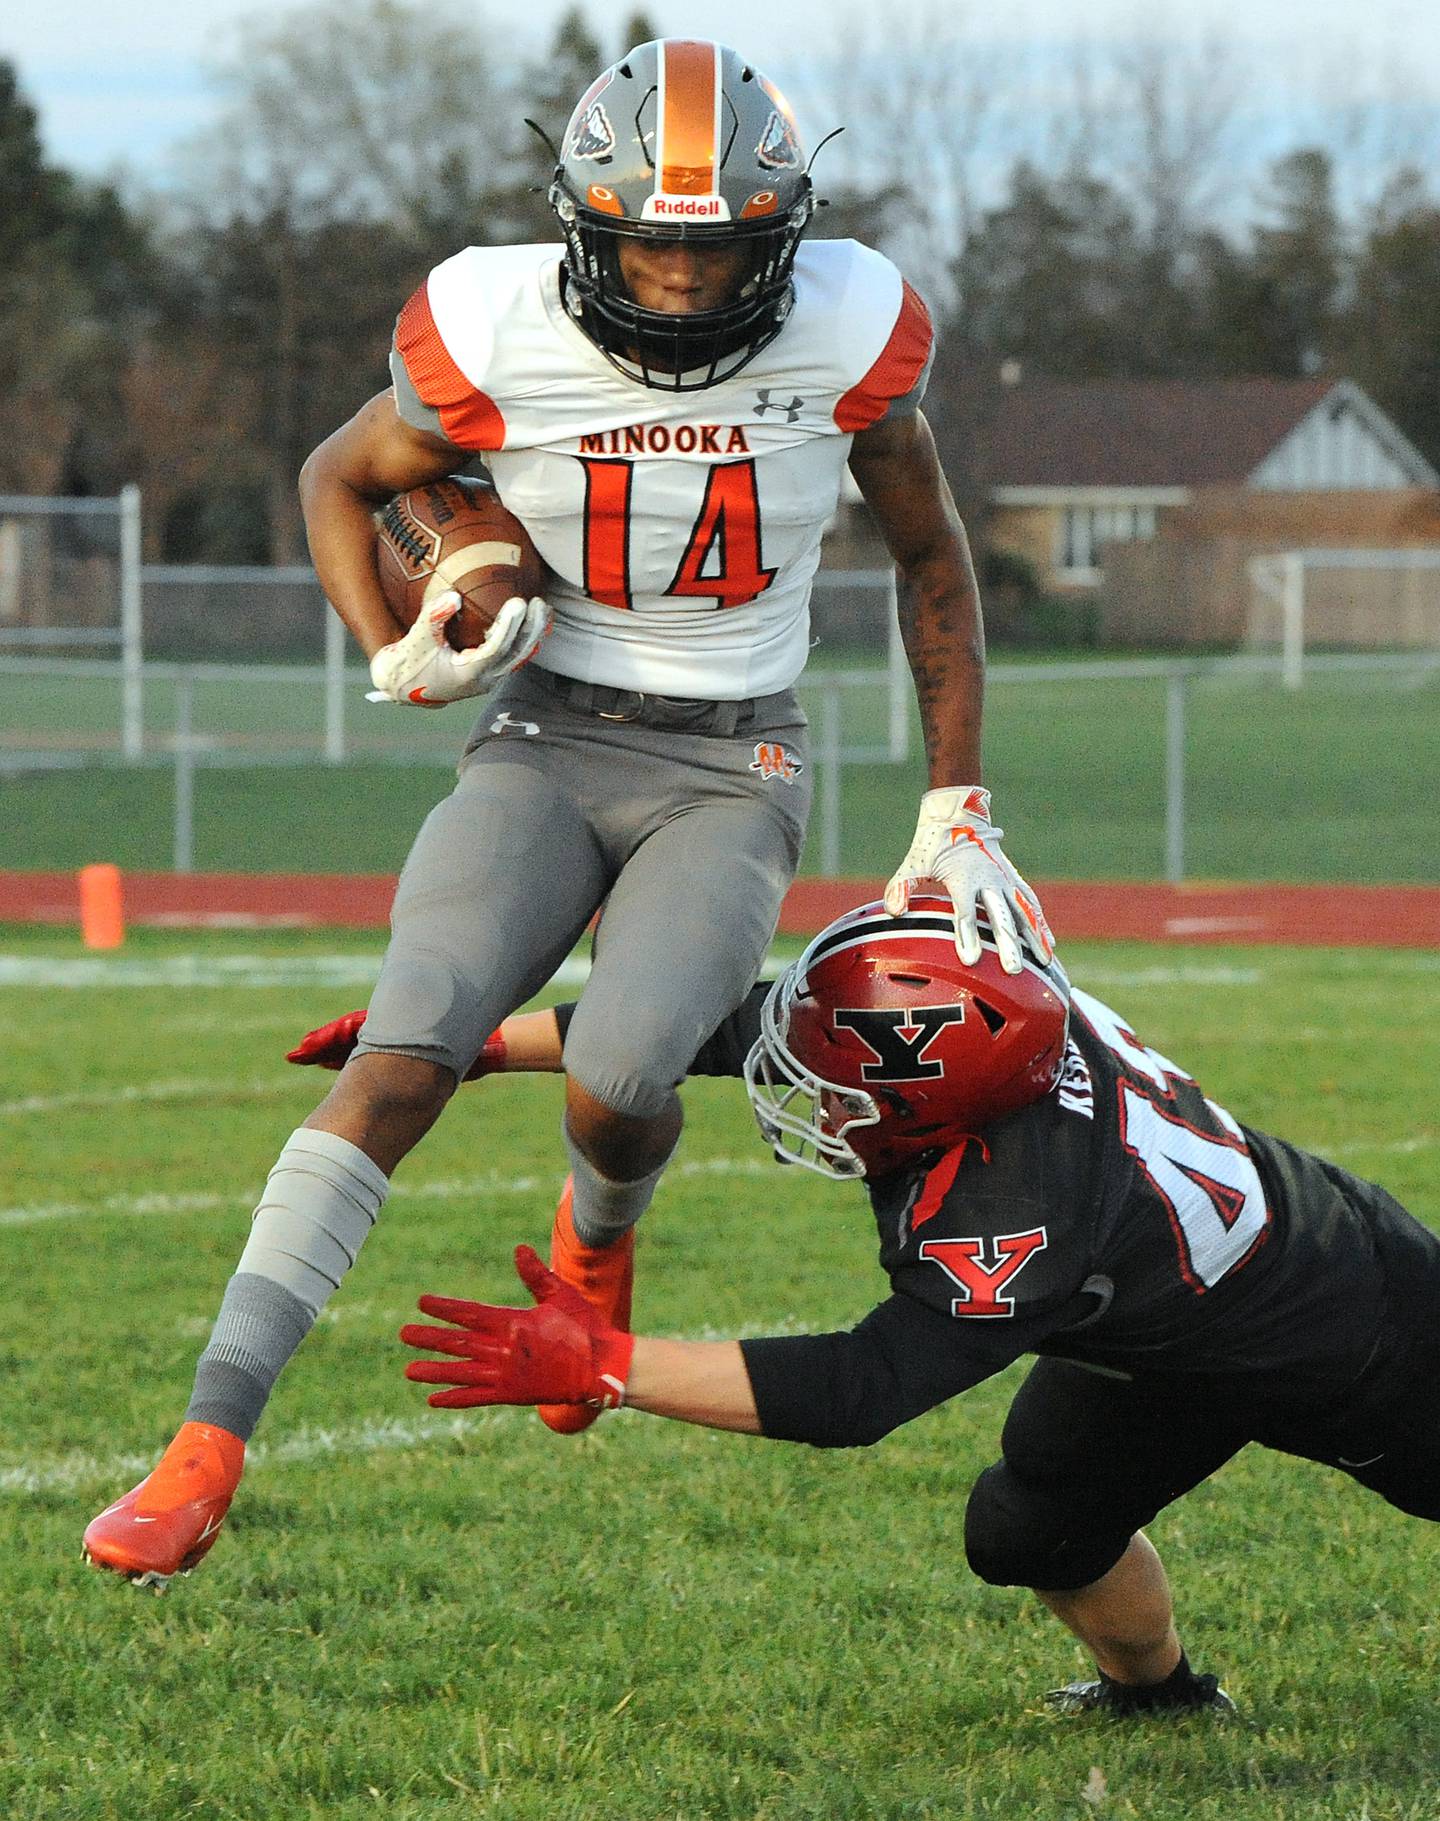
top-left (564, 1114), bottom-right (677, 1248)
top-left (182, 1128), bottom-right (390, 1441)
top-left (184, 1274), bottom-right (313, 1442)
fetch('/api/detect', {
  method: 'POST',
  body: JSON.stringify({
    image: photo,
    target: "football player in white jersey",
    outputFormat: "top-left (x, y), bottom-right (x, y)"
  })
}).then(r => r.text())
top-left (83, 39), bottom-right (1053, 1586)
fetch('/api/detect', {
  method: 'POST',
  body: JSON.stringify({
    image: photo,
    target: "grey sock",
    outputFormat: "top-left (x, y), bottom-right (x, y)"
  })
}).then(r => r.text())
top-left (184, 1273), bottom-right (313, 1442)
top-left (181, 1127), bottom-right (390, 1441)
top-left (563, 1117), bottom-right (677, 1248)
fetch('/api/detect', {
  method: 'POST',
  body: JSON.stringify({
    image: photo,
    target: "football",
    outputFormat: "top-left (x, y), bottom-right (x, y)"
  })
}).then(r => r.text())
top-left (375, 476), bottom-right (546, 650)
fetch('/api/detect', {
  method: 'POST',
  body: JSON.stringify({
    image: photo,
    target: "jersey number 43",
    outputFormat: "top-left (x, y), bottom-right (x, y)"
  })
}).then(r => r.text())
top-left (579, 457), bottom-right (775, 611)
top-left (1074, 990), bottom-right (1271, 1294)
top-left (1118, 1086), bottom-right (1270, 1292)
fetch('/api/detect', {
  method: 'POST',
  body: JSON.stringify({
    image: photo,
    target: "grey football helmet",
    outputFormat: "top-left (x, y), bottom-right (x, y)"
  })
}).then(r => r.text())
top-left (548, 38), bottom-right (816, 390)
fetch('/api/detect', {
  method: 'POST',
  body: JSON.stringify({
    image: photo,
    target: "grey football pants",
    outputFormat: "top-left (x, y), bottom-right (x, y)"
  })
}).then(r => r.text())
top-left (355, 665), bottom-right (812, 1118)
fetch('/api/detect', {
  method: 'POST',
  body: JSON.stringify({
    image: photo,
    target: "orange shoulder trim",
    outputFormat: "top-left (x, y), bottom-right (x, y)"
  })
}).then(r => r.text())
top-left (833, 280), bottom-right (934, 434)
top-left (393, 281), bottom-right (506, 451)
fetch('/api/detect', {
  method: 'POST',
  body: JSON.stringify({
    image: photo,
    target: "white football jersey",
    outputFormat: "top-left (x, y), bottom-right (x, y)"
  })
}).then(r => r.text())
top-left (391, 239), bottom-right (933, 698)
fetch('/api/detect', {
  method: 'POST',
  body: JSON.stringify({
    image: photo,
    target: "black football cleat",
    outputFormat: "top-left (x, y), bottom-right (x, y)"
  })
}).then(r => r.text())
top-left (1046, 1672), bottom-right (1236, 1717)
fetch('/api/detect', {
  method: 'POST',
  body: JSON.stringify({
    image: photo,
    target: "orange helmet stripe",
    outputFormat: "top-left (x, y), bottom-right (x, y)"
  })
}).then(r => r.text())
top-left (658, 39), bottom-right (720, 196)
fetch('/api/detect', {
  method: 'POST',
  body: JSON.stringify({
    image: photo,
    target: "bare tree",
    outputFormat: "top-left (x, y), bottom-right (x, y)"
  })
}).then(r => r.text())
top-left (1275, 34), bottom-right (1440, 229)
top-left (794, 3), bottom-right (1002, 313)
top-left (184, 0), bottom-right (506, 243)
top-left (169, 0), bottom-right (518, 561)
top-left (1106, 33), bottom-right (1248, 253)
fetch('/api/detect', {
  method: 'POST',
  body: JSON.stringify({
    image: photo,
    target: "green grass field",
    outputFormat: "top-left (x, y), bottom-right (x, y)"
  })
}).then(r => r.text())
top-left (3, 926), bottom-right (1439, 1820)
top-left (3, 661), bottom-right (1439, 879)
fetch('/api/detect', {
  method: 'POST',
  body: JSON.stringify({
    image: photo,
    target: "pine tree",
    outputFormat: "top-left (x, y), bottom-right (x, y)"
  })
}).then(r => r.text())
top-left (0, 60), bottom-right (69, 274)
top-left (618, 12), bottom-right (660, 53)
top-left (1346, 171), bottom-right (1440, 466)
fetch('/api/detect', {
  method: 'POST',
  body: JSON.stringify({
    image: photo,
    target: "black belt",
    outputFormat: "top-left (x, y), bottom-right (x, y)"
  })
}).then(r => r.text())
top-left (534, 670), bottom-right (784, 735)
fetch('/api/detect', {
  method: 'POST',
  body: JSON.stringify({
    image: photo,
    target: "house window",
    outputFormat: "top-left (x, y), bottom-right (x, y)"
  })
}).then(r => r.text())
top-left (1058, 504), bottom-right (1157, 578)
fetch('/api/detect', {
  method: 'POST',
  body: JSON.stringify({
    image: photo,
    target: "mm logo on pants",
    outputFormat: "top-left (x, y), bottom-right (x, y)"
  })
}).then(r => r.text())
top-left (749, 742), bottom-right (803, 782)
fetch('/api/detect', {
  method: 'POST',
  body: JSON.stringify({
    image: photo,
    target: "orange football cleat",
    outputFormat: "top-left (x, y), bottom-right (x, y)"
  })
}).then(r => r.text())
top-left (82, 1421), bottom-right (245, 1591)
top-left (537, 1175), bottom-right (634, 1434)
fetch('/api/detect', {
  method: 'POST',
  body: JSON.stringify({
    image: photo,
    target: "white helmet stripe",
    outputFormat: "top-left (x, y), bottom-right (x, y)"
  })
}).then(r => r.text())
top-left (799, 911), bottom-right (1066, 996)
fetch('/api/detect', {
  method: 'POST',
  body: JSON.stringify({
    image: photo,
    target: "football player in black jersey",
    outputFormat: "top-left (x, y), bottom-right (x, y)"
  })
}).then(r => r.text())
top-left (293, 896), bottom-right (1440, 1716)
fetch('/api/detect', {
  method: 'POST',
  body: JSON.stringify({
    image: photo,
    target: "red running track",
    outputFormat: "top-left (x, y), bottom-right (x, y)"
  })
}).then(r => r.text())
top-left (1, 870), bottom-right (1438, 947)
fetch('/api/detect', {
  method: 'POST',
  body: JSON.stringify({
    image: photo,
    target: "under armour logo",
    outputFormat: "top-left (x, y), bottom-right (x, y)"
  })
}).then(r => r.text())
top-left (753, 390), bottom-right (804, 423)
top-left (490, 711), bottom-right (539, 736)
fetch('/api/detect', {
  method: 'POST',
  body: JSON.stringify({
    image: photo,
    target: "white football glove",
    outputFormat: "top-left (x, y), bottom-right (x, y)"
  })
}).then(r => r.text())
top-left (367, 591), bottom-right (551, 708)
top-left (883, 786), bottom-right (1054, 975)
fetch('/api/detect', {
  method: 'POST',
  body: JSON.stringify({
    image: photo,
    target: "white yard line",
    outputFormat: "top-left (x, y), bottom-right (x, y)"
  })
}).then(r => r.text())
top-left (0, 1311), bottom-right (816, 1497)
top-left (0, 1154), bottom-right (773, 1229)
top-left (0, 1079), bottom-right (300, 1117)
top-left (1163, 916), bottom-right (1270, 937)
top-left (0, 1413), bottom-right (512, 1494)
top-left (0, 1189), bottom-right (249, 1228)
top-left (0, 955), bottom-right (595, 989)
top-left (5, 1117), bottom-right (1426, 1225)
top-left (0, 955), bottom-right (386, 989)
top-left (4, 951), bottom-right (1436, 994)
top-left (1071, 964), bottom-right (1264, 987)
top-left (1328, 1134), bottom-right (1436, 1160)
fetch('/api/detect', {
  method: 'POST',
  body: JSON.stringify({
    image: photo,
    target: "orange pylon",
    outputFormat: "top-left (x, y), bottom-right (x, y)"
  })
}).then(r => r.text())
top-left (78, 863), bottom-right (125, 949)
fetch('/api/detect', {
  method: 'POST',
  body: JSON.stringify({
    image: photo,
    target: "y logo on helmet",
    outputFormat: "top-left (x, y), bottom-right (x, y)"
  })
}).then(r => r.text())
top-left (570, 102), bottom-right (616, 161)
top-left (756, 110), bottom-right (802, 170)
top-left (833, 1004), bottom-right (966, 1081)
top-left (920, 1229), bottom-right (1049, 1319)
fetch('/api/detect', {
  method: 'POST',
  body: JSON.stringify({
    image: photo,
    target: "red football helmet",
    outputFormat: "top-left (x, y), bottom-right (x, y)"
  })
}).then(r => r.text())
top-left (744, 896), bottom-right (1070, 1179)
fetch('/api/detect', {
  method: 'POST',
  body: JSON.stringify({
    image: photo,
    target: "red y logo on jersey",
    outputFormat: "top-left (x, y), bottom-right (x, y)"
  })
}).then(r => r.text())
top-left (919, 1229), bottom-right (1048, 1319)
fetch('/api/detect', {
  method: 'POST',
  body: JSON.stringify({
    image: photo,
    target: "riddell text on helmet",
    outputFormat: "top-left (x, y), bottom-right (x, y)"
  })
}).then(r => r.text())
top-left (647, 196), bottom-right (727, 218)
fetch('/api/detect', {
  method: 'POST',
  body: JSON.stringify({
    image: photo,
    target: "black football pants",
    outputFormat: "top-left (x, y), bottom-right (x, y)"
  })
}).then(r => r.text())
top-left (967, 1321), bottom-right (1440, 1594)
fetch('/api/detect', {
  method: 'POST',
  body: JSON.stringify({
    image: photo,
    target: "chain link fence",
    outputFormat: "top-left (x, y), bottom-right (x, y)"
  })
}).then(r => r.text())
top-left (2, 498), bottom-right (1437, 886)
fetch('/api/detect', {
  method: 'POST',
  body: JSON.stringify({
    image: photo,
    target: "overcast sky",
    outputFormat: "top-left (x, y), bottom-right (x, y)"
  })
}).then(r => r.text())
top-left (10, 0), bottom-right (1440, 180)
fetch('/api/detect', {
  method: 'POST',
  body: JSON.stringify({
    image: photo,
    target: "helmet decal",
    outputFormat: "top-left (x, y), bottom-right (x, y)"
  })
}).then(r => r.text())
top-left (642, 193), bottom-right (730, 222)
top-left (833, 1005), bottom-right (969, 1082)
top-left (585, 183), bottom-right (624, 216)
top-left (569, 101), bottom-right (616, 162)
top-left (756, 109), bottom-right (802, 170)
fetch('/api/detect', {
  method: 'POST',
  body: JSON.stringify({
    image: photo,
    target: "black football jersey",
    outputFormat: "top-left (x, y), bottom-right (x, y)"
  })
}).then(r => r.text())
top-left (721, 985), bottom-right (1408, 1449)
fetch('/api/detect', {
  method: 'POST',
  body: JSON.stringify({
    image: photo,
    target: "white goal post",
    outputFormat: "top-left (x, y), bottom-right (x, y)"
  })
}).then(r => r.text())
top-left (0, 485), bottom-right (144, 756)
top-left (1247, 548), bottom-right (1440, 689)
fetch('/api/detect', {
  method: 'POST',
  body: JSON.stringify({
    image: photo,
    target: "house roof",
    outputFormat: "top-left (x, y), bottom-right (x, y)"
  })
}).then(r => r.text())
top-left (987, 377), bottom-right (1342, 489)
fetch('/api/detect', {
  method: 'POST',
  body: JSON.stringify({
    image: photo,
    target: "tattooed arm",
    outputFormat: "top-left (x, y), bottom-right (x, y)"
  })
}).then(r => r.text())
top-left (846, 408), bottom-right (986, 786)
top-left (848, 411), bottom-right (1053, 971)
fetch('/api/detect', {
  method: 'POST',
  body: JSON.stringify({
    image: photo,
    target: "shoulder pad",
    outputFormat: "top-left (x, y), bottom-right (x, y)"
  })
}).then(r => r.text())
top-left (391, 245), bottom-right (558, 452)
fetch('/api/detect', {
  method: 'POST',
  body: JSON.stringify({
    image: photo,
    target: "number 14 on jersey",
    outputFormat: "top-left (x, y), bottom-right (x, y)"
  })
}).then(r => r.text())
top-left (579, 456), bottom-right (776, 612)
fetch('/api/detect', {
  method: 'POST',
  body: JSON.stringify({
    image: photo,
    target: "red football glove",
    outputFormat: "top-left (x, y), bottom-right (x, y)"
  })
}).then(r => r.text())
top-left (401, 1245), bottom-right (634, 1411)
top-left (286, 1010), bottom-right (506, 1079)
top-left (286, 1009), bottom-right (368, 1069)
